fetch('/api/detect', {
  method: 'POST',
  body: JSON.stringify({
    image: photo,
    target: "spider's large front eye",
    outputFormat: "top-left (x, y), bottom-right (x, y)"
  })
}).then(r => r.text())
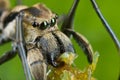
top-left (39, 21), bottom-right (49, 30)
top-left (50, 18), bottom-right (56, 27)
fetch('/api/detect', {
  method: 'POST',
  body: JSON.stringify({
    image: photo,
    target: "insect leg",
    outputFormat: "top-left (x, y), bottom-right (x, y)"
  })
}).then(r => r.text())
top-left (61, 0), bottom-right (80, 37)
top-left (16, 12), bottom-right (32, 80)
top-left (0, 48), bottom-right (17, 65)
top-left (90, 0), bottom-right (120, 52)
top-left (66, 29), bottom-right (93, 64)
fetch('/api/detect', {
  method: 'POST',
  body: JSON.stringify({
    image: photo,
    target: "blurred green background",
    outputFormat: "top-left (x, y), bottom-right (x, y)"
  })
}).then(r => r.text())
top-left (0, 0), bottom-right (120, 80)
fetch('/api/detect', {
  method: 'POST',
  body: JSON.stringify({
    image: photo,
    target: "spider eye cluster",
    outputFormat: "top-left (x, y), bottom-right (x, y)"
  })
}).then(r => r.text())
top-left (32, 16), bottom-right (58, 30)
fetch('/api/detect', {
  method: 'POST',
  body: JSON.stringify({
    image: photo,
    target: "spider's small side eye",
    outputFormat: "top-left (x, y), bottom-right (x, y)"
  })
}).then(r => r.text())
top-left (55, 15), bottom-right (58, 19)
top-left (39, 21), bottom-right (49, 30)
top-left (50, 18), bottom-right (56, 27)
top-left (32, 21), bottom-right (39, 27)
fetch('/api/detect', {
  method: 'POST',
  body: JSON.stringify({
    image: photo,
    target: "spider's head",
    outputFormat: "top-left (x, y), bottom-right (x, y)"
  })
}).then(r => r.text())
top-left (22, 3), bottom-right (59, 42)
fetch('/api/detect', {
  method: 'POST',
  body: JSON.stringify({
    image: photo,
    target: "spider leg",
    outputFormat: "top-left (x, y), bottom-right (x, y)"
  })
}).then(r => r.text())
top-left (61, 0), bottom-right (80, 37)
top-left (66, 29), bottom-right (93, 64)
top-left (90, 1), bottom-right (120, 79)
top-left (61, 0), bottom-right (93, 63)
top-left (90, 0), bottom-right (120, 52)
top-left (0, 48), bottom-right (17, 65)
top-left (57, 14), bottom-right (66, 25)
top-left (16, 12), bottom-right (32, 80)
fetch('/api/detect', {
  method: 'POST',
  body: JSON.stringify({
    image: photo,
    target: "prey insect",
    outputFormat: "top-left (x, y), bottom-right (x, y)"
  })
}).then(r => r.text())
top-left (0, 0), bottom-right (97, 80)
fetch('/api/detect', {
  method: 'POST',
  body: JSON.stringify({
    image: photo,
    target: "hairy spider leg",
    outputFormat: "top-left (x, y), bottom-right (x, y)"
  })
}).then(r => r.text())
top-left (61, 0), bottom-right (93, 63)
